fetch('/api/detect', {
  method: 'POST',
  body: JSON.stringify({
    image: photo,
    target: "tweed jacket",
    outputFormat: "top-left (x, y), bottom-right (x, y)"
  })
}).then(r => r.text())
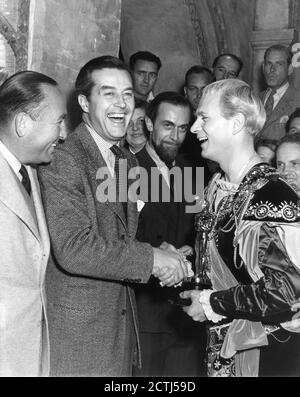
top-left (0, 152), bottom-right (50, 376)
top-left (257, 84), bottom-right (300, 141)
top-left (38, 122), bottom-right (154, 376)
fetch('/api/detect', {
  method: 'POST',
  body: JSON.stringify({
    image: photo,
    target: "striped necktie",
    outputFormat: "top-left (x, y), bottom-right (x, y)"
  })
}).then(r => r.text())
top-left (264, 90), bottom-right (276, 119)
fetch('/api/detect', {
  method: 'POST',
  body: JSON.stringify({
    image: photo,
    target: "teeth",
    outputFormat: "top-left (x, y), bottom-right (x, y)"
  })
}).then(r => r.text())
top-left (199, 136), bottom-right (208, 142)
top-left (108, 113), bottom-right (125, 119)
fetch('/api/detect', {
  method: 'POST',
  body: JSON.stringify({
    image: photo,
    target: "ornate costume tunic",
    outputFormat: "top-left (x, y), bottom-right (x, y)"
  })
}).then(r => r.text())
top-left (201, 163), bottom-right (300, 376)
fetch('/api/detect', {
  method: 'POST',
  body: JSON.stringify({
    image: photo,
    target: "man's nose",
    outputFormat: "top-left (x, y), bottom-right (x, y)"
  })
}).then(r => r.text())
top-left (143, 73), bottom-right (149, 83)
top-left (59, 123), bottom-right (68, 141)
top-left (190, 118), bottom-right (202, 134)
top-left (170, 128), bottom-right (180, 141)
top-left (115, 93), bottom-right (126, 107)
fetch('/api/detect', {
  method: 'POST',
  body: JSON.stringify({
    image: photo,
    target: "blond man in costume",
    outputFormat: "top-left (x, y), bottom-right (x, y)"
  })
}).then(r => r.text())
top-left (182, 79), bottom-right (300, 377)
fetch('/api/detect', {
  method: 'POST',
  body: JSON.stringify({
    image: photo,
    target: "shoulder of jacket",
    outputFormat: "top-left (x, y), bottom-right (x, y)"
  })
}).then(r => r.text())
top-left (243, 172), bottom-right (300, 223)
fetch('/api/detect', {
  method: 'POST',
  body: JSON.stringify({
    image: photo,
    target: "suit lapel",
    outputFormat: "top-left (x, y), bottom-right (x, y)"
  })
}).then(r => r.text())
top-left (78, 123), bottom-right (128, 229)
top-left (30, 167), bottom-right (50, 270)
top-left (0, 153), bottom-right (40, 242)
top-left (264, 85), bottom-right (295, 128)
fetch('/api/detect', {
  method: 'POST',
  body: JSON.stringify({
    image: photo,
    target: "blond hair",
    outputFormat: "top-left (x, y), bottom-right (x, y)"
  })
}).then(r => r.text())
top-left (202, 79), bottom-right (266, 136)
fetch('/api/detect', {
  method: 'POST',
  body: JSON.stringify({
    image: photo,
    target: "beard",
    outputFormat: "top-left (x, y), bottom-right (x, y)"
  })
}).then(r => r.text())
top-left (152, 139), bottom-right (180, 166)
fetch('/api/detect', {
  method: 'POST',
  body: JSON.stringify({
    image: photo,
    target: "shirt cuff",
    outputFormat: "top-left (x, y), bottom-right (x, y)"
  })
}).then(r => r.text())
top-left (199, 289), bottom-right (226, 323)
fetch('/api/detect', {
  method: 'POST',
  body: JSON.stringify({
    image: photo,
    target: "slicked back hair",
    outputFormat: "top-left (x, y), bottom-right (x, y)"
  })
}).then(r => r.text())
top-left (129, 51), bottom-right (162, 71)
top-left (184, 65), bottom-right (214, 86)
top-left (146, 91), bottom-right (192, 124)
top-left (212, 53), bottom-right (243, 76)
top-left (75, 55), bottom-right (131, 100)
top-left (264, 44), bottom-right (292, 65)
top-left (202, 79), bottom-right (266, 136)
top-left (277, 132), bottom-right (300, 149)
top-left (0, 70), bottom-right (57, 127)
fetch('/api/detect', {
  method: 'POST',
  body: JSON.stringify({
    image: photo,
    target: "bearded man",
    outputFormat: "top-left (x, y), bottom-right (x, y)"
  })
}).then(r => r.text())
top-left (133, 91), bottom-right (206, 376)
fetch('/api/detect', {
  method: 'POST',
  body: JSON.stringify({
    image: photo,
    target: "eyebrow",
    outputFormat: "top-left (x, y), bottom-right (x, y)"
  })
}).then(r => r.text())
top-left (98, 85), bottom-right (133, 92)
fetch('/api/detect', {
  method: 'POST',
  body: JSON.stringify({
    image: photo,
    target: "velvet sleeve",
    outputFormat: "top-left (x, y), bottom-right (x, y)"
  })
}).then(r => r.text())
top-left (210, 222), bottom-right (300, 324)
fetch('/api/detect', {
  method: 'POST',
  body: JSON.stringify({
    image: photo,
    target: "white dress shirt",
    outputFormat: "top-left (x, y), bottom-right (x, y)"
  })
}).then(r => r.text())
top-left (0, 140), bottom-right (23, 182)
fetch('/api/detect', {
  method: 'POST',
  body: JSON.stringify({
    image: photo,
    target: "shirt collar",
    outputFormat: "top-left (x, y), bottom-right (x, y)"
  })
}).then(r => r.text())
top-left (270, 81), bottom-right (289, 96)
top-left (82, 114), bottom-right (118, 155)
top-left (0, 139), bottom-right (22, 176)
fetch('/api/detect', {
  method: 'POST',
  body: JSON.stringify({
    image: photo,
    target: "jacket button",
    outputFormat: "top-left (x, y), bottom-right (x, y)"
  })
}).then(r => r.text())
top-left (121, 309), bottom-right (126, 316)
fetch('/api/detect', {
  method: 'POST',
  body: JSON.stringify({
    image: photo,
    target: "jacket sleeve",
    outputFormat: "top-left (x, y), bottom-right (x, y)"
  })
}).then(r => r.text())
top-left (210, 222), bottom-right (300, 324)
top-left (38, 146), bottom-right (154, 283)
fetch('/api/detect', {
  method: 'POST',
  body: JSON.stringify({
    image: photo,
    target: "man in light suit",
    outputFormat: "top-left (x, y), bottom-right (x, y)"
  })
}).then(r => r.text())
top-left (38, 56), bottom-right (190, 377)
top-left (0, 71), bottom-right (67, 376)
top-left (257, 44), bottom-right (300, 142)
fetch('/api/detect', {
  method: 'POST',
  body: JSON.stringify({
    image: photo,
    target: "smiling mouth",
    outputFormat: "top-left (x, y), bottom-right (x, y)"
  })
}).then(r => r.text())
top-left (108, 113), bottom-right (126, 123)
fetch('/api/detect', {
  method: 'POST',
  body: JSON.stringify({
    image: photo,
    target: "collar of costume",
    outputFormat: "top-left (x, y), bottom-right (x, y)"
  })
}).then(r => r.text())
top-left (202, 163), bottom-right (300, 240)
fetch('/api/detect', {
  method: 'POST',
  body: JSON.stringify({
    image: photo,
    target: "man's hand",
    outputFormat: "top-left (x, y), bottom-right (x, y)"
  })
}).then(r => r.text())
top-left (152, 247), bottom-right (192, 286)
top-left (291, 302), bottom-right (300, 320)
top-left (280, 302), bottom-right (300, 333)
top-left (180, 290), bottom-right (207, 322)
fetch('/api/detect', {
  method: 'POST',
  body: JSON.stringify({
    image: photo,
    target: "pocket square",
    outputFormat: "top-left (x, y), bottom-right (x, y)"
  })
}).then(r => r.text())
top-left (137, 199), bottom-right (145, 212)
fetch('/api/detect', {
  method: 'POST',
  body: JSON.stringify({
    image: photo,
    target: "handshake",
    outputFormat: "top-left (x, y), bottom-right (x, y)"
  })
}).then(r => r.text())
top-left (152, 242), bottom-right (194, 287)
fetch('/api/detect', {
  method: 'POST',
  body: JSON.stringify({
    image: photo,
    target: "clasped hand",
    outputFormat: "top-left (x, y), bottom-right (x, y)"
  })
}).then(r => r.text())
top-left (152, 242), bottom-right (194, 287)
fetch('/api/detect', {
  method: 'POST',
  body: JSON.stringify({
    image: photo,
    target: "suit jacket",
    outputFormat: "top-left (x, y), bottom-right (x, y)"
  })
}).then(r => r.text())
top-left (135, 147), bottom-right (196, 333)
top-left (257, 85), bottom-right (300, 141)
top-left (0, 153), bottom-right (50, 376)
top-left (38, 122), bottom-right (153, 376)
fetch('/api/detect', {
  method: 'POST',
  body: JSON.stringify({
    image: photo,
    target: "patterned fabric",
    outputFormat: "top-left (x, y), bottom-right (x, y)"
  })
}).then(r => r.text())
top-left (206, 323), bottom-right (235, 377)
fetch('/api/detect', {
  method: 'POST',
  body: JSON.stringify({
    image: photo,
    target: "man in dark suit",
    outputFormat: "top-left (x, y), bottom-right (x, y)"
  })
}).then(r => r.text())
top-left (133, 92), bottom-right (206, 376)
top-left (257, 44), bottom-right (300, 142)
top-left (38, 56), bottom-right (190, 377)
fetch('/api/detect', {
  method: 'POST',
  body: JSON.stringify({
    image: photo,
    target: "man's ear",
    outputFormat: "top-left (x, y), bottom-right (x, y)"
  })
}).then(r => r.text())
top-left (15, 112), bottom-right (30, 138)
top-left (232, 113), bottom-right (246, 135)
top-left (145, 116), bottom-right (153, 132)
top-left (288, 63), bottom-right (293, 76)
top-left (183, 86), bottom-right (187, 97)
top-left (78, 94), bottom-right (89, 113)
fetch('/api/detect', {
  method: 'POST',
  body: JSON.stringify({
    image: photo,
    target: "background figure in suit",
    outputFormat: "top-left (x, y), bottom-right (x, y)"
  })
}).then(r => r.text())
top-left (0, 71), bottom-right (67, 376)
top-left (38, 56), bottom-right (190, 377)
top-left (133, 92), bottom-right (206, 376)
top-left (257, 44), bottom-right (300, 142)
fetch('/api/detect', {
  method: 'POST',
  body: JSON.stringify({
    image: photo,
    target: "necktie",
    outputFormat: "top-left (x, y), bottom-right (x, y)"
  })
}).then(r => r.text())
top-left (110, 145), bottom-right (127, 217)
top-left (19, 165), bottom-right (31, 196)
top-left (264, 90), bottom-right (275, 119)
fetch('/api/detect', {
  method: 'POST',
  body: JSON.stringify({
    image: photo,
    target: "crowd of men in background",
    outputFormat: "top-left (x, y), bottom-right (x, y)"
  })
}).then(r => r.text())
top-left (1, 42), bottom-right (300, 377)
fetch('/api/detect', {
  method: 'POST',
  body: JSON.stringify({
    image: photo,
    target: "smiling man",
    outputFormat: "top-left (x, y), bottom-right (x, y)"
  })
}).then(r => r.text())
top-left (257, 44), bottom-right (300, 142)
top-left (38, 56), bottom-right (190, 377)
top-left (0, 71), bottom-right (67, 376)
top-left (181, 79), bottom-right (300, 377)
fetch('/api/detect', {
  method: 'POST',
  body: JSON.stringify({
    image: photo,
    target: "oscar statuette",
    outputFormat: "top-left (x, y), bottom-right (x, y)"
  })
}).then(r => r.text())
top-left (170, 200), bottom-right (215, 306)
